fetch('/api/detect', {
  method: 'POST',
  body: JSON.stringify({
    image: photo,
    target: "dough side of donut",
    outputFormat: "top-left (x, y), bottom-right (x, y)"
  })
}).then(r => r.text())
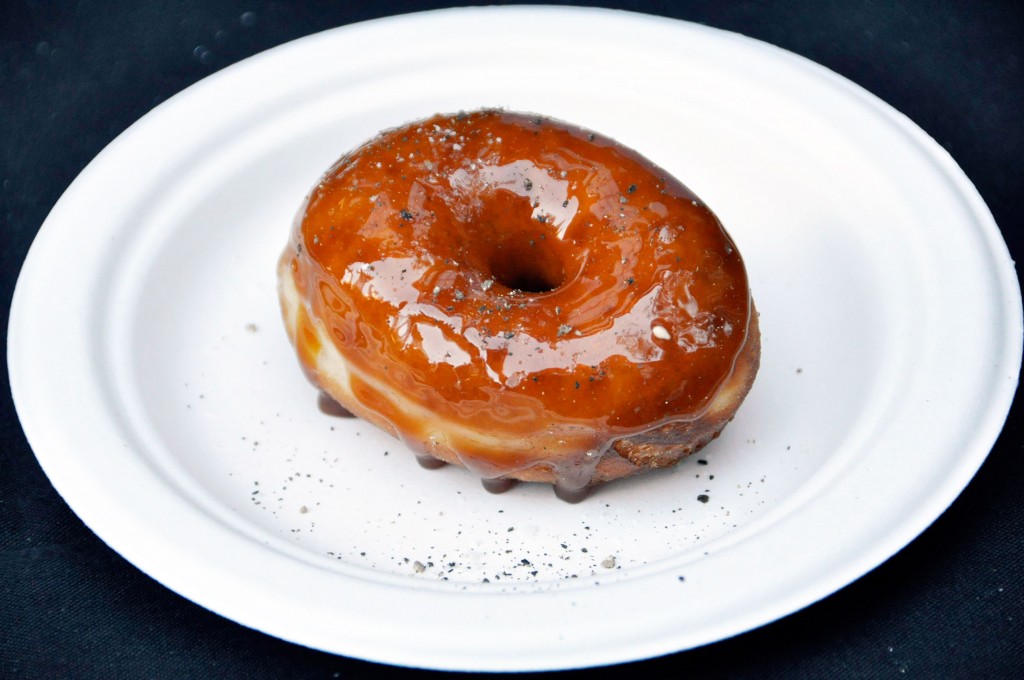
top-left (280, 253), bottom-right (760, 484)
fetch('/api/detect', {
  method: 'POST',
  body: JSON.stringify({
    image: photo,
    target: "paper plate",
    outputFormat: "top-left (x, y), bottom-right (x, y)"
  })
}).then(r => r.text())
top-left (9, 6), bottom-right (1021, 671)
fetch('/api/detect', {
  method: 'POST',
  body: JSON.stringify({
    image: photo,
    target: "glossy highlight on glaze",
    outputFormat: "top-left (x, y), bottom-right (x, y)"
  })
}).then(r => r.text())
top-left (279, 109), bottom-right (759, 491)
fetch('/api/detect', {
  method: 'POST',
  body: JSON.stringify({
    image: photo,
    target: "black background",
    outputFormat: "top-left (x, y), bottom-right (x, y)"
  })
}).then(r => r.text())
top-left (2, 1), bottom-right (1022, 677)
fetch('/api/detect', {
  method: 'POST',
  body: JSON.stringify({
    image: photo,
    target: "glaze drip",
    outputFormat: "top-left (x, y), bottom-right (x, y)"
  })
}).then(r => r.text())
top-left (317, 391), bottom-right (355, 418)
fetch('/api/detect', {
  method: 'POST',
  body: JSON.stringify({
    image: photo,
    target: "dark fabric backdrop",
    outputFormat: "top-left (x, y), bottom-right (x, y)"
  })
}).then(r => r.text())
top-left (2, 1), bottom-right (1022, 677)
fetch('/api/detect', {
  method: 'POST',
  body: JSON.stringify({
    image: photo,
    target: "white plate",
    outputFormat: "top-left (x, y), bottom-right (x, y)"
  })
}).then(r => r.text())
top-left (9, 6), bottom-right (1022, 672)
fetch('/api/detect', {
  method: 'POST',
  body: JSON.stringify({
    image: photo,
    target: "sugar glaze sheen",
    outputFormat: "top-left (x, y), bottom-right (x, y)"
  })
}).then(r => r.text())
top-left (278, 109), bottom-right (760, 498)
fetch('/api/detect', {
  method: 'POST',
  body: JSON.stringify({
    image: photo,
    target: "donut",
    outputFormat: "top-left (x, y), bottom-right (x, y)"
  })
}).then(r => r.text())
top-left (278, 109), bottom-right (760, 498)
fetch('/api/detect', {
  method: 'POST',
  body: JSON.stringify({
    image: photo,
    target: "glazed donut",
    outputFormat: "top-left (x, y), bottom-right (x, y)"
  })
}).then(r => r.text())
top-left (278, 109), bottom-right (759, 497)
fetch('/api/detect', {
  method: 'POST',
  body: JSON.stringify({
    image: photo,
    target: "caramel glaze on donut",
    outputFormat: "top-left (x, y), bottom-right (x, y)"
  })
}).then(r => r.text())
top-left (278, 109), bottom-right (760, 496)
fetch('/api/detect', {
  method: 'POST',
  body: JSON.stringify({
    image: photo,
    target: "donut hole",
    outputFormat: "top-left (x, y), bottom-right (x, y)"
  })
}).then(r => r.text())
top-left (489, 233), bottom-right (566, 294)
